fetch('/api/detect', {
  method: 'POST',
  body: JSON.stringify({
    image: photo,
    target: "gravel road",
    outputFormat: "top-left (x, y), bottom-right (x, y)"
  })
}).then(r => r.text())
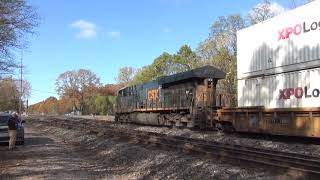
top-left (0, 121), bottom-right (298, 179)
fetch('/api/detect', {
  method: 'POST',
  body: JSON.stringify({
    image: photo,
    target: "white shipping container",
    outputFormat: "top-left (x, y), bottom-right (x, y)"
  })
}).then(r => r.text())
top-left (237, 1), bottom-right (320, 79)
top-left (238, 68), bottom-right (320, 108)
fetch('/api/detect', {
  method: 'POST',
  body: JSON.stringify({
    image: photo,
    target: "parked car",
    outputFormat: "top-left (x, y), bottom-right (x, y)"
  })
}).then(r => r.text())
top-left (0, 112), bottom-right (25, 145)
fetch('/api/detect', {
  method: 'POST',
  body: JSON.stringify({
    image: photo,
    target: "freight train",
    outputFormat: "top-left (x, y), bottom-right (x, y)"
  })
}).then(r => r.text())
top-left (115, 65), bottom-right (320, 138)
top-left (115, 1), bottom-right (320, 138)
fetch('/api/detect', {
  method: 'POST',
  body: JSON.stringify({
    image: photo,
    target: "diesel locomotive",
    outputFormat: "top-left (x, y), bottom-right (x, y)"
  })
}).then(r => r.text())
top-left (115, 65), bottom-right (225, 129)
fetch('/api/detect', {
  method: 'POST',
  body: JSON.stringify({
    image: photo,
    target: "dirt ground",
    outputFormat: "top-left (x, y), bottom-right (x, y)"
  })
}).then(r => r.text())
top-left (0, 125), bottom-right (108, 179)
top-left (0, 121), bottom-right (296, 180)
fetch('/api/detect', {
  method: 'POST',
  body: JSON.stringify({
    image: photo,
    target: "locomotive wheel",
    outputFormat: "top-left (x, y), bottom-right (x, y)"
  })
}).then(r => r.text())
top-left (216, 123), bottom-right (235, 133)
top-left (115, 114), bottom-right (120, 122)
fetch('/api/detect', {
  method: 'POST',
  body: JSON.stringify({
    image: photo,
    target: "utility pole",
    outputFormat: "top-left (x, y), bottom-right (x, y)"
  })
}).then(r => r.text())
top-left (19, 51), bottom-right (23, 114)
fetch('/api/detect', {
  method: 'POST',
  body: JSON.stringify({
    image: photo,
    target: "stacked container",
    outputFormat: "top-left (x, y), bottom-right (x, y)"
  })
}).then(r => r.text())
top-left (237, 1), bottom-right (320, 108)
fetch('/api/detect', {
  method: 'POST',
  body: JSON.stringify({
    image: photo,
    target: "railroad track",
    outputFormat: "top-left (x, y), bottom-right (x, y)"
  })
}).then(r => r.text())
top-left (137, 132), bottom-right (320, 175)
top-left (28, 116), bottom-right (320, 178)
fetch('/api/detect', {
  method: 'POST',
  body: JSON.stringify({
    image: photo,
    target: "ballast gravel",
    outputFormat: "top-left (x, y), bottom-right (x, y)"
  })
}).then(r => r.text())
top-left (24, 116), bottom-right (309, 179)
top-left (35, 115), bottom-right (320, 157)
top-left (106, 120), bottom-right (320, 158)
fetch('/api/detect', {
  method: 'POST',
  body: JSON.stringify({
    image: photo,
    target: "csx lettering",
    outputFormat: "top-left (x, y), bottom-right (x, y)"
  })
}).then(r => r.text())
top-left (147, 89), bottom-right (159, 100)
top-left (278, 21), bottom-right (320, 41)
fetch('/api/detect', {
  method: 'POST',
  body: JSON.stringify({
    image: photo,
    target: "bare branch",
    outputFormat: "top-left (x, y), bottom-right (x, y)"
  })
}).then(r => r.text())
top-left (0, 0), bottom-right (39, 74)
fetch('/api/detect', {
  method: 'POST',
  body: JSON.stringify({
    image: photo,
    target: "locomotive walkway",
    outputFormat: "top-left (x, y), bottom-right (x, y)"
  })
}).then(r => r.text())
top-left (28, 116), bottom-right (320, 179)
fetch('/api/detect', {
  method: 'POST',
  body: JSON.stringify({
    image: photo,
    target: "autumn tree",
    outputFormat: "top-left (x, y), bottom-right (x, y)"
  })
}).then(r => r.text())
top-left (99, 84), bottom-right (123, 96)
top-left (132, 45), bottom-right (200, 84)
top-left (0, 0), bottom-right (39, 75)
top-left (56, 97), bottom-right (73, 115)
top-left (84, 95), bottom-right (116, 115)
top-left (27, 96), bottom-right (58, 115)
top-left (0, 77), bottom-right (31, 111)
top-left (131, 66), bottom-right (154, 85)
top-left (0, 77), bottom-right (19, 111)
top-left (198, 15), bottom-right (245, 106)
top-left (55, 69), bottom-right (101, 113)
top-left (15, 79), bottom-right (31, 106)
top-left (29, 82), bottom-right (120, 115)
top-left (116, 66), bottom-right (136, 85)
top-left (247, 0), bottom-right (285, 25)
top-left (172, 45), bottom-right (201, 72)
top-left (94, 95), bottom-right (109, 115)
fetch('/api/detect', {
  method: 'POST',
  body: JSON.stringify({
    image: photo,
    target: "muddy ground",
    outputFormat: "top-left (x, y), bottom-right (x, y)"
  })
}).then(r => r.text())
top-left (0, 120), bottom-right (302, 179)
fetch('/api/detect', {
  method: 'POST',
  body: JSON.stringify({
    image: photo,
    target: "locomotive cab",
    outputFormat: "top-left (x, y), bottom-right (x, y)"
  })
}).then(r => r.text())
top-left (194, 77), bottom-right (218, 109)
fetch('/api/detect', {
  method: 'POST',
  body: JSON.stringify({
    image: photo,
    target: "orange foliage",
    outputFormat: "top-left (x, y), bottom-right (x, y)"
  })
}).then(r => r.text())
top-left (98, 84), bottom-right (123, 96)
top-left (28, 84), bottom-right (122, 115)
top-left (28, 97), bottom-right (58, 115)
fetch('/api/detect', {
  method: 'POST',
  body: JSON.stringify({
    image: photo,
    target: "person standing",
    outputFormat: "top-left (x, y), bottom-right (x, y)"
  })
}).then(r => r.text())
top-left (7, 112), bottom-right (19, 150)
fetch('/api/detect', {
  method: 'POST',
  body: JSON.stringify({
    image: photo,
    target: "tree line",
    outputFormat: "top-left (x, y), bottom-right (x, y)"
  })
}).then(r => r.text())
top-left (27, 87), bottom-right (119, 115)
top-left (28, 69), bottom-right (121, 115)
